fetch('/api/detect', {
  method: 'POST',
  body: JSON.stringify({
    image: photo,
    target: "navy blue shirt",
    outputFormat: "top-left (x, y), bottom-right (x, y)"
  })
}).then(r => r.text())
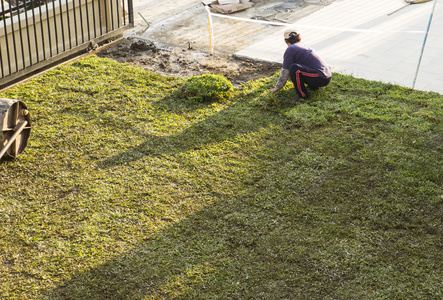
top-left (282, 42), bottom-right (331, 79)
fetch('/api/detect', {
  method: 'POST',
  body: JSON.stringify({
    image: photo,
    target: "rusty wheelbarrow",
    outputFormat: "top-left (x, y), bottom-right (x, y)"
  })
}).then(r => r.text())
top-left (0, 98), bottom-right (31, 159)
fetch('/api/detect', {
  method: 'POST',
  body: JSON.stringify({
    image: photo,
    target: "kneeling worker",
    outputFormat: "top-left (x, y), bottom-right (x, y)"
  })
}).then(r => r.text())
top-left (270, 29), bottom-right (331, 101)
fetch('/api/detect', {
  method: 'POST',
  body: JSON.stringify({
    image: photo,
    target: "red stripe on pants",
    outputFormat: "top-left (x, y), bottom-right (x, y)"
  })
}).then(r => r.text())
top-left (296, 71), bottom-right (320, 98)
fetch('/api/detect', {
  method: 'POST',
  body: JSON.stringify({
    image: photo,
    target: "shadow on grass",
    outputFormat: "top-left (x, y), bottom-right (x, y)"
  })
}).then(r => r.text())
top-left (44, 130), bottom-right (443, 299)
top-left (43, 195), bottom-right (313, 299)
top-left (45, 97), bottom-right (317, 299)
top-left (45, 91), bottom-right (325, 299)
top-left (40, 73), bottom-right (443, 299)
top-left (96, 94), bottom-right (291, 169)
top-left (42, 86), bottom-right (443, 300)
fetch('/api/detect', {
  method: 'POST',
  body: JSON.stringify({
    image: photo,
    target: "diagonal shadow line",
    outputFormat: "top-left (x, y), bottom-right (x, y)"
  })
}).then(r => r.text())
top-left (42, 80), bottom-right (311, 299)
top-left (42, 192), bottom-right (301, 300)
top-left (42, 118), bottom-right (315, 299)
top-left (96, 100), bottom-right (281, 169)
top-left (43, 137), bottom-right (337, 300)
top-left (42, 95), bottom-right (309, 299)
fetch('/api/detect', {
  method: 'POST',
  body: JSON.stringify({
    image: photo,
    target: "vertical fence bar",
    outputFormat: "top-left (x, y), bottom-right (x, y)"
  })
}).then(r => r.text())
top-left (8, 1), bottom-right (19, 73)
top-left (116, 0), bottom-right (121, 28)
top-left (97, 0), bottom-right (103, 35)
top-left (51, 1), bottom-right (60, 54)
top-left (0, 34), bottom-right (2, 77)
top-left (85, 0), bottom-right (91, 41)
top-left (66, 0), bottom-right (72, 48)
top-left (0, 5), bottom-right (4, 78)
top-left (91, 0), bottom-right (97, 38)
top-left (122, 0), bottom-right (126, 26)
top-left (1, 0), bottom-right (12, 76)
top-left (52, 0), bottom-right (59, 54)
top-left (109, 0), bottom-right (114, 30)
top-left (78, 0), bottom-right (84, 44)
top-left (71, 0), bottom-right (78, 48)
top-left (72, 0), bottom-right (78, 46)
top-left (31, 0), bottom-right (40, 63)
top-left (38, 0), bottom-right (46, 60)
top-left (16, 0), bottom-right (26, 70)
top-left (23, 1), bottom-right (33, 66)
top-left (58, 0), bottom-right (66, 52)
top-left (0, 13), bottom-right (2, 77)
top-left (103, 0), bottom-right (108, 32)
top-left (128, 0), bottom-right (134, 26)
top-left (44, 0), bottom-right (53, 57)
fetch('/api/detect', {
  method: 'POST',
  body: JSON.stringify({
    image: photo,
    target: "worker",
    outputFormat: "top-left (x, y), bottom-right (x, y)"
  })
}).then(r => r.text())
top-left (270, 28), bottom-right (331, 101)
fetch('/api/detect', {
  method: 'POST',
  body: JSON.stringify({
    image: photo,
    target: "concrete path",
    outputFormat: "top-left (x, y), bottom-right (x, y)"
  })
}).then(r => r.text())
top-left (128, 0), bottom-right (336, 55)
top-left (236, 0), bottom-right (443, 94)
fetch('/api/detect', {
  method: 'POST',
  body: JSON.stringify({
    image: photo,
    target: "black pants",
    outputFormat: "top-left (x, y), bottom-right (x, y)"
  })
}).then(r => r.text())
top-left (289, 64), bottom-right (331, 98)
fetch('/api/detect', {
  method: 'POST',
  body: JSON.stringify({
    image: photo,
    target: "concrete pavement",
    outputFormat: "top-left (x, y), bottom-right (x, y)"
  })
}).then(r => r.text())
top-left (236, 0), bottom-right (443, 94)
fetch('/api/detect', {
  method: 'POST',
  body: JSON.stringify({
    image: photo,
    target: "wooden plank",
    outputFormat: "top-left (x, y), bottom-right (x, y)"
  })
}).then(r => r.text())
top-left (0, 120), bottom-right (27, 159)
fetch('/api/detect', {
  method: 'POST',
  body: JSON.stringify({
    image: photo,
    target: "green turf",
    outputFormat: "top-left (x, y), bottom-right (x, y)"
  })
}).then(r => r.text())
top-left (0, 56), bottom-right (442, 299)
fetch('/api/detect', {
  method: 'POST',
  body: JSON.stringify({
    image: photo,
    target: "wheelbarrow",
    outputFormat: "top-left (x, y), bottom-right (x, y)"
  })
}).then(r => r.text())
top-left (0, 98), bottom-right (31, 159)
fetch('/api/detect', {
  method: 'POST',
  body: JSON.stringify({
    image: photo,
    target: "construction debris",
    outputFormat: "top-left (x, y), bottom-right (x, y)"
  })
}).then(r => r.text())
top-left (208, 0), bottom-right (253, 14)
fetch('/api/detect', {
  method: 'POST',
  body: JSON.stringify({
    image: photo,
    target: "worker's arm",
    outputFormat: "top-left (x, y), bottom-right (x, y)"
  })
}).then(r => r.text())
top-left (270, 69), bottom-right (290, 92)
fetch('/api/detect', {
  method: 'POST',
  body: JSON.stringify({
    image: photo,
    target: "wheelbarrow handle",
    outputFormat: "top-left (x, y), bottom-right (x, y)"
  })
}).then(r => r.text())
top-left (0, 120), bottom-right (28, 160)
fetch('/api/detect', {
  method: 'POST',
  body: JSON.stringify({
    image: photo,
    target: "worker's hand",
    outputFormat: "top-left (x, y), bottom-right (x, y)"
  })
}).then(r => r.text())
top-left (269, 88), bottom-right (278, 93)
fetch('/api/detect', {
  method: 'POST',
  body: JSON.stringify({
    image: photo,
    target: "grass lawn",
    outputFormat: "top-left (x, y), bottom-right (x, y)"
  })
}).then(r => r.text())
top-left (1, 56), bottom-right (442, 299)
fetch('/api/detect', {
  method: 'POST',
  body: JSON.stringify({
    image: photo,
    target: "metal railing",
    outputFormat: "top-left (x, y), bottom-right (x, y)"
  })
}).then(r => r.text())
top-left (1, 0), bottom-right (134, 88)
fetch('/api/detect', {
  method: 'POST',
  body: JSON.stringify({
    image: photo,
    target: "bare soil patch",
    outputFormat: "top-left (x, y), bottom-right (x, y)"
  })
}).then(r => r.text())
top-left (97, 37), bottom-right (281, 85)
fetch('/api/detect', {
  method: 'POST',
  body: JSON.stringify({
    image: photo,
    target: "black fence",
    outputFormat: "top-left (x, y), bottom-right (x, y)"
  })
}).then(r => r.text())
top-left (0, 0), bottom-right (134, 89)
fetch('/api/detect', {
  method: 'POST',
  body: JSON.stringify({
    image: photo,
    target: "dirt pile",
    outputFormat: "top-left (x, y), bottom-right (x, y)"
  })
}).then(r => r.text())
top-left (97, 37), bottom-right (281, 85)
